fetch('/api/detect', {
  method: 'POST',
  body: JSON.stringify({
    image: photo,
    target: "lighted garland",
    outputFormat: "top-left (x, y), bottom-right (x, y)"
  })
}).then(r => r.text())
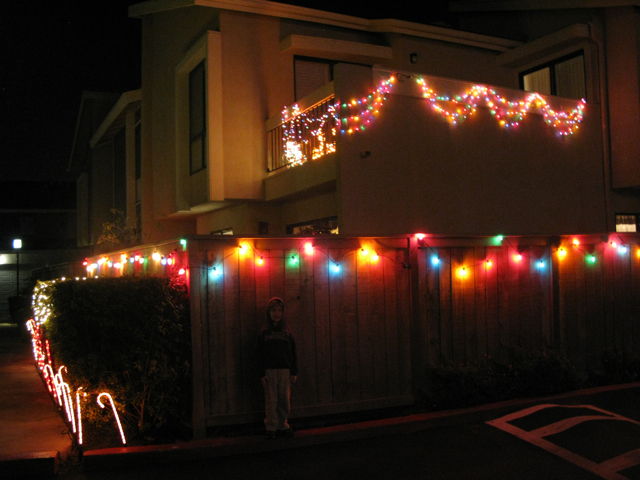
top-left (416, 77), bottom-right (586, 136)
top-left (281, 100), bottom-right (338, 166)
top-left (336, 75), bottom-right (396, 135)
top-left (279, 74), bottom-right (587, 168)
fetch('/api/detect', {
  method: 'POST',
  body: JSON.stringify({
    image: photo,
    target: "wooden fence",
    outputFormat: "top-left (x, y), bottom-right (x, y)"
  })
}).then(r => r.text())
top-left (187, 237), bottom-right (413, 430)
top-left (412, 234), bottom-right (640, 375)
top-left (85, 233), bottom-right (640, 435)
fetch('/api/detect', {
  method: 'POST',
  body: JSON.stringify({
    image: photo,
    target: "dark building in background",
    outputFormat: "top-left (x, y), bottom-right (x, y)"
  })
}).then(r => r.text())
top-left (0, 180), bottom-right (79, 322)
top-left (68, 90), bottom-right (141, 252)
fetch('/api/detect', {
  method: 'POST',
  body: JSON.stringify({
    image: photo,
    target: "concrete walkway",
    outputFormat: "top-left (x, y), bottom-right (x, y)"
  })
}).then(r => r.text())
top-left (0, 322), bottom-right (72, 477)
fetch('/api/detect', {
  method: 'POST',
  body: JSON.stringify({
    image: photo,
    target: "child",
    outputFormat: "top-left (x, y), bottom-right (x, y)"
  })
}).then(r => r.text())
top-left (258, 297), bottom-right (298, 439)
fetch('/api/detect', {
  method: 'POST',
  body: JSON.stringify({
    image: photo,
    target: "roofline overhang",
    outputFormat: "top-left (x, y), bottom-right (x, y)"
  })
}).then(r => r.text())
top-left (129, 0), bottom-right (521, 52)
top-left (67, 91), bottom-right (120, 172)
top-left (89, 89), bottom-right (142, 148)
top-left (450, 0), bottom-right (640, 12)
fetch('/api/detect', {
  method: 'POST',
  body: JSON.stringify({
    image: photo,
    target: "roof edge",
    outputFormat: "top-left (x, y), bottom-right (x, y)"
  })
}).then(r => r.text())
top-left (450, 0), bottom-right (640, 12)
top-left (90, 89), bottom-right (142, 148)
top-left (129, 0), bottom-right (521, 50)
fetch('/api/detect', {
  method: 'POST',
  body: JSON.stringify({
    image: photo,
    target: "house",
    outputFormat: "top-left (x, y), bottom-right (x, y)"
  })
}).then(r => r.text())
top-left (80, 0), bottom-right (637, 246)
top-left (73, 0), bottom-right (640, 434)
top-left (69, 90), bottom-right (141, 250)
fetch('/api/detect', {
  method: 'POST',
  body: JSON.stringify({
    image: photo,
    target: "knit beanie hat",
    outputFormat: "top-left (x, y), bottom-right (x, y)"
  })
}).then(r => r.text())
top-left (267, 296), bottom-right (285, 310)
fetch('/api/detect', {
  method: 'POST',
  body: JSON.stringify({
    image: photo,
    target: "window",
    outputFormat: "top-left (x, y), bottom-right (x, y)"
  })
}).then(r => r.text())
top-left (286, 216), bottom-right (339, 235)
top-left (113, 129), bottom-right (126, 213)
top-left (210, 228), bottom-right (233, 235)
top-left (134, 117), bottom-right (141, 242)
top-left (189, 61), bottom-right (207, 174)
top-left (294, 57), bottom-right (334, 101)
top-left (134, 119), bottom-right (141, 181)
top-left (616, 214), bottom-right (638, 233)
top-left (521, 52), bottom-right (586, 100)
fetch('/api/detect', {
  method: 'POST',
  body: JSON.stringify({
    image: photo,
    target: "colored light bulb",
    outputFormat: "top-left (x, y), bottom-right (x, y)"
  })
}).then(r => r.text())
top-left (586, 254), bottom-right (597, 265)
top-left (456, 266), bottom-right (469, 279)
top-left (304, 242), bottom-right (314, 255)
top-left (431, 255), bottom-right (441, 267)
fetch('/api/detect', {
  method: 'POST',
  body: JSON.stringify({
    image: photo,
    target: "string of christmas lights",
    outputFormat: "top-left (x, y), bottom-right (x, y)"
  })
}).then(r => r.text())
top-left (336, 75), bottom-right (396, 135)
top-left (278, 73), bottom-right (587, 168)
top-left (416, 77), bottom-right (586, 136)
top-left (281, 99), bottom-right (338, 166)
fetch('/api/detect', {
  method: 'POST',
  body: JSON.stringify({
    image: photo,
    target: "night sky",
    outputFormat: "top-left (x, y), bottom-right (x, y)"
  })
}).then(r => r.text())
top-left (0, 1), bottom-right (451, 186)
top-left (1, 2), bottom-right (141, 183)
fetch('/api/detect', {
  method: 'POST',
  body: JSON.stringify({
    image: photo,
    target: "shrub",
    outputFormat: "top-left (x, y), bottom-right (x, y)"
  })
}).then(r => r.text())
top-left (417, 351), bottom-right (580, 411)
top-left (44, 277), bottom-right (190, 445)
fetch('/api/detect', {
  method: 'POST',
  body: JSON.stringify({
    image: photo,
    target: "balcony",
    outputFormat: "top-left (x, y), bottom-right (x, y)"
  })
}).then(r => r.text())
top-left (266, 93), bottom-right (337, 172)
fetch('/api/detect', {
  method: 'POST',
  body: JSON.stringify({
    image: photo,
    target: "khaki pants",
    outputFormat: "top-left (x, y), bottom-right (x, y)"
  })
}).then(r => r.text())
top-left (263, 369), bottom-right (291, 432)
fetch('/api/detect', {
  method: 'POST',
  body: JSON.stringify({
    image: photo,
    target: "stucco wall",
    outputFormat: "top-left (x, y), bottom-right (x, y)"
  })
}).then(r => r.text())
top-left (337, 74), bottom-right (608, 236)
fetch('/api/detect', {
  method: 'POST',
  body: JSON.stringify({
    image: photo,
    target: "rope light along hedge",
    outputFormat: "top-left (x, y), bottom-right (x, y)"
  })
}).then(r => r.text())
top-left (28, 278), bottom-right (126, 446)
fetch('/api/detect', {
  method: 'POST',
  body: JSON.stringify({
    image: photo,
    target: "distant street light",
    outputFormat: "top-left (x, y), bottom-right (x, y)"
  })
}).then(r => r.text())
top-left (12, 238), bottom-right (22, 296)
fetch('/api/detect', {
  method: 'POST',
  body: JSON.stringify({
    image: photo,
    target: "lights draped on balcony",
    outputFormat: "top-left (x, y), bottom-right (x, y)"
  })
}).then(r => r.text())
top-left (278, 74), bottom-right (587, 168)
top-left (416, 78), bottom-right (586, 136)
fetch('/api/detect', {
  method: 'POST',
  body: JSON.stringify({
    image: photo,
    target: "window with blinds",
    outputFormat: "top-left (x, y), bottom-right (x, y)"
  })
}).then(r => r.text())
top-left (521, 52), bottom-right (586, 101)
top-left (294, 57), bottom-right (334, 101)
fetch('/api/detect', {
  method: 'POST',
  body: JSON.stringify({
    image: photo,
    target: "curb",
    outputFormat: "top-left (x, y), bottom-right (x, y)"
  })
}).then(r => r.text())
top-left (82, 381), bottom-right (640, 472)
top-left (0, 451), bottom-right (59, 479)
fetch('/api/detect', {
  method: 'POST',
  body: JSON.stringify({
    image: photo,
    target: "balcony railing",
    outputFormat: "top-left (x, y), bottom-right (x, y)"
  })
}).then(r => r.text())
top-left (267, 95), bottom-right (337, 172)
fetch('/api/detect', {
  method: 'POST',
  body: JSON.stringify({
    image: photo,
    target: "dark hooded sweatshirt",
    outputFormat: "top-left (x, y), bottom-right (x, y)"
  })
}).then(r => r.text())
top-left (258, 312), bottom-right (298, 377)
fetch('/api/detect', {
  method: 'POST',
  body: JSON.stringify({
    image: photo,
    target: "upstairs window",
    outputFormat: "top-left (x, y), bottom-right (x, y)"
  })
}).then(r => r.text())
top-left (520, 52), bottom-right (586, 100)
top-left (616, 214), bottom-right (638, 233)
top-left (294, 56), bottom-right (334, 101)
top-left (189, 61), bottom-right (207, 174)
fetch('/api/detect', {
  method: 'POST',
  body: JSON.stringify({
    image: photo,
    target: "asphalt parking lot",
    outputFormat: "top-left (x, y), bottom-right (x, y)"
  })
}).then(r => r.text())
top-left (61, 384), bottom-right (640, 480)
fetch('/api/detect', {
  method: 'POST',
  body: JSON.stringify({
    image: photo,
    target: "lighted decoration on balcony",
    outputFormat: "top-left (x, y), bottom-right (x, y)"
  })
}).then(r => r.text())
top-left (337, 75), bottom-right (396, 135)
top-left (416, 77), bottom-right (586, 136)
top-left (281, 100), bottom-right (338, 167)
top-left (278, 73), bottom-right (585, 170)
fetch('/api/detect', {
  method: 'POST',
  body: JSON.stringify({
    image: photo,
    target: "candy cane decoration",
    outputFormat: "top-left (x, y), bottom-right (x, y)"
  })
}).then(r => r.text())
top-left (54, 366), bottom-right (77, 433)
top-left (76, 388), bottom-right (86, 445)
top-left (97, 392), bottom-right (127, 444)
top-left (42, 364), bottom-right (57, 398)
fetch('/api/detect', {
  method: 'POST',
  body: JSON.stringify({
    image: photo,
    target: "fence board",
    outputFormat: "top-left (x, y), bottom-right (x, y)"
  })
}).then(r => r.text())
top-left (356, 252), bottom-right (375, 399)
top-left (313, 250), bottom-right (332, 404)
top-left (222, 248), bottom-right (241, 415)
top-left (207, 247), bottom-right (228, 416)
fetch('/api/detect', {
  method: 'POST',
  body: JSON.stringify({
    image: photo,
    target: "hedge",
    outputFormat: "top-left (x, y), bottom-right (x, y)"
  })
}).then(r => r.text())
top-left (44, 277), bottom-right (191, 445)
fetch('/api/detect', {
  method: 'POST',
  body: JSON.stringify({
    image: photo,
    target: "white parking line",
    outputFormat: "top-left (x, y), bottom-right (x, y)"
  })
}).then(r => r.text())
top-left (487, 404), bottom-right (640, 480)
